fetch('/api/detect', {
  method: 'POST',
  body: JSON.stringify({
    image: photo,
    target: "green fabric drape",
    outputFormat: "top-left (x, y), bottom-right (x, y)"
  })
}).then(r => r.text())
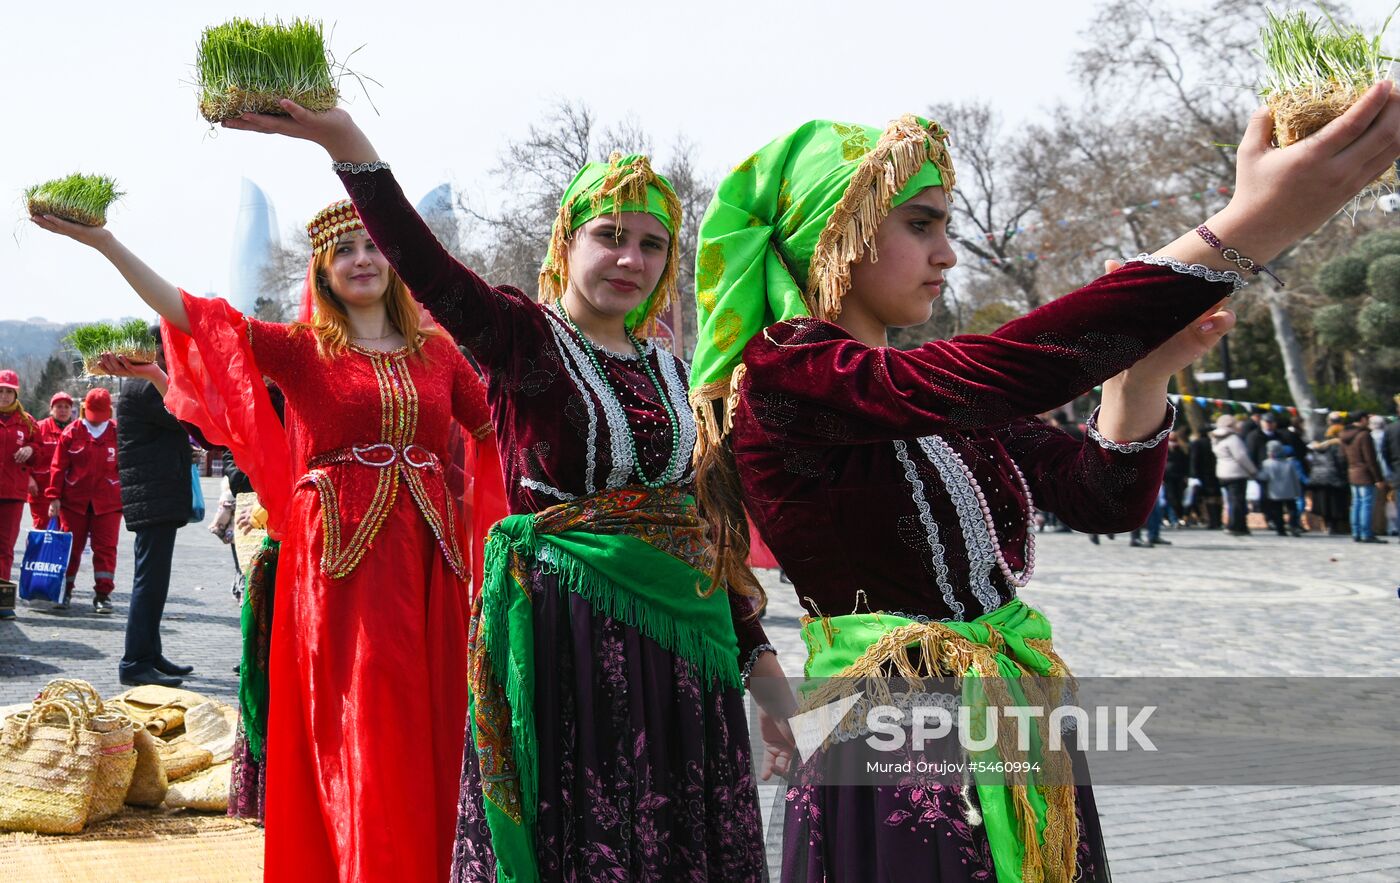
top-left (468, 490), bottom-right (741, 883)
top-left (799, 599), bottom-right (1078, 883)
top-left (687, 115), bottom-right (954, 443)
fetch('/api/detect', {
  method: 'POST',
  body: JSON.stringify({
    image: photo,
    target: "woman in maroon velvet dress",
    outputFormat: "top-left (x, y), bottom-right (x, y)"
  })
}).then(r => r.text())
top-left (686, 89), bottom-right (1400, 882)
top-left (31, 201), bottom-right (503, 883)
top-left (221, 102), bottom-right (778, 881)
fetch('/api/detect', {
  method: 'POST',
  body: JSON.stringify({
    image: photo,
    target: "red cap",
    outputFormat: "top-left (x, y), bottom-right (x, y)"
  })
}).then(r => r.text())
top-left (50, 391), bottom-right (73, 406)
top-left (0, 370), bottom-right (18, 391)
top-left (83, 387), bottom-right (112, 422)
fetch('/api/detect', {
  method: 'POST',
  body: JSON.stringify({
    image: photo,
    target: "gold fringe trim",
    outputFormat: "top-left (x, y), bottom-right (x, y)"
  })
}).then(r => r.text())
top-left (537, 152), bottom-right (684, 337)
top-left (800, 619), bottom-right (1078, 883)
top-left (805, 115), bottom-right (956, 321)
top-left (688, 365), bottom-right (747, 464)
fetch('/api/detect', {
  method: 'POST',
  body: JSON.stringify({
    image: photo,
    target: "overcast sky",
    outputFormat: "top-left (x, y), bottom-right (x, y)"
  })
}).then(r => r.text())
top-left (5, 0), bottom-right (1398, 323)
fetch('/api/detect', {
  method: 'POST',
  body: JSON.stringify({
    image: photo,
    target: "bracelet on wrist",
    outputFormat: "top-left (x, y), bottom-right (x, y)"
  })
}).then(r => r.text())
top-left (1195, 225), bottom-right (1284, 287)
top-left (332, 160), bottom-right (390, 174)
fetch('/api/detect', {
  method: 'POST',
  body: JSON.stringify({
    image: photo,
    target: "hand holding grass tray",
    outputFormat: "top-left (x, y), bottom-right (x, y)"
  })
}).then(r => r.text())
top-left (24, 174), bottom-right (122, 227)
top-left (196, 18), bottom-right (348, 122)
top-left (1260, 6), bottom-right (1400, 191)
top-left (65, 321), bottom-right (159, 377)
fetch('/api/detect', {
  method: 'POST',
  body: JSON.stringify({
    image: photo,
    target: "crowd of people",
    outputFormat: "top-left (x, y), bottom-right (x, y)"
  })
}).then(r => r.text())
top-left (13, 73), bottom-right (1400, 882)
top-left (1044, 404), bottom-right (1400, 546)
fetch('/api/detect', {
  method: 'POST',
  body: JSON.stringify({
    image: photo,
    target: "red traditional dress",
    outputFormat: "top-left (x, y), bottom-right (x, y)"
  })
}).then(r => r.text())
top-left (163, 293), bottom-right (502, 883)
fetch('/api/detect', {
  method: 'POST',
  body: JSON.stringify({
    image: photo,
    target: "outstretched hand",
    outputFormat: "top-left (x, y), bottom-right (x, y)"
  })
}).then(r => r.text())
top-left (220, 100), bottom-right (379, 164)
top-left (1219, 81), bottom-right (1400, 259)
top-left (29, 214), bottom-right (113, 250)
top-left (95, 352), bottom-right (166, 384)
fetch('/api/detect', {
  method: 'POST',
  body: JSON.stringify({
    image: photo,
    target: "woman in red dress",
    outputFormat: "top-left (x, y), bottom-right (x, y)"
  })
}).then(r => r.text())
top-left (31, 200), bottom-right (506, 882)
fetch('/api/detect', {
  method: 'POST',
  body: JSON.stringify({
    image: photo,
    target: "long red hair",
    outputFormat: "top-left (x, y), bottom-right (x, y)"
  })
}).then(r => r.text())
top-left (292, 248), bottom-right (436, 358)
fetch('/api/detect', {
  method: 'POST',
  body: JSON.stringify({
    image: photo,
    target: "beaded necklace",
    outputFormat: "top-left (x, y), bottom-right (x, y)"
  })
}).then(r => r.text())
top-left (934, 436), bottom-right (1037, 588)
top-left (560, 308), bottom-right (683, 489)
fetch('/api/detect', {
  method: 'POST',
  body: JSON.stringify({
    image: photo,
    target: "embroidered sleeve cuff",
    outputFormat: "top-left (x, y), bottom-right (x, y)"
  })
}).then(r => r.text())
top-left (332, 161), bottom-right (391, 174)
top-left (1131, 254), bottom-right (1246, 294)
top-left (1085, 401), bottom-right (1175, 454)
top-left (741, 643), bottom-right (777, 688)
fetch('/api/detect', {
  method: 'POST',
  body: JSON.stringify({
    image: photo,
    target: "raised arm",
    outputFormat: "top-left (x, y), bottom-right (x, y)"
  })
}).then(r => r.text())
top-left (221, 101), bottom-right (535, 368)
top-left (27, 219), bottom-right (189, 334)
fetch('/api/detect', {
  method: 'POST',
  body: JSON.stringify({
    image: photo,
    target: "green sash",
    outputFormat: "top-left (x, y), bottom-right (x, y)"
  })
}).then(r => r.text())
top-left (237, 537), bottom-right (278, 760)
top-left (468, 487), bottom-right (741, 883)
top-left (800, 599), bottom-right (1078, 883)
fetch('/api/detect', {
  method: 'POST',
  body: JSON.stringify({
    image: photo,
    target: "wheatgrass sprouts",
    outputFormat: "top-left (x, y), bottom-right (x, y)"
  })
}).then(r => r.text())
top-left (196, 18), bottom-right (341, 122)
top-left (24, 174), bottom-right (123, 226)
top-left (1259, 5), bottom-right (1399, 189)
top-left (65, 320), bottom-right (160, 375)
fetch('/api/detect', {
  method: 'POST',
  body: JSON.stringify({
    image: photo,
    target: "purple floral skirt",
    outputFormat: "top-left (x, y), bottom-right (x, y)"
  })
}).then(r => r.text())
top-left (782, 735), bottom-right (1111, 882)
top-left (451, 567), bottom-right (768, 882)
top-left (227, 726), bottom-right (266, 823)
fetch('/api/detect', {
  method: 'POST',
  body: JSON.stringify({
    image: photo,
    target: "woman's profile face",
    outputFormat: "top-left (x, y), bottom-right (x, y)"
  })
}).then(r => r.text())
top-left (324, 230), bottom-right (391, 307)
top-left (565, 212), bottom-right (670, 321)
top-left (843, 187), bottom-right (958, 330)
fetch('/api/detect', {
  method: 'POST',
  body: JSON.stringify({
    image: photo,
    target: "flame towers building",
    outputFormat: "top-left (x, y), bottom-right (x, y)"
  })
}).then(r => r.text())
top-left (229, 178), bottom-right (281, 313)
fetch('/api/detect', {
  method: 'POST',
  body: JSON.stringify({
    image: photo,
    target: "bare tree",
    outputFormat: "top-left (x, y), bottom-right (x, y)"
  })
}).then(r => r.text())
top-left (1072, 0), bottom-right (1369, 437)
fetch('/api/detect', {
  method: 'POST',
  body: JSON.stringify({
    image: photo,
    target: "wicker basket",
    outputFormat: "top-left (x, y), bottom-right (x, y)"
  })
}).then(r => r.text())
top-left (37, 679), bottom-right (139, 823)
top-left (0, 699), bottom-right (102, 833)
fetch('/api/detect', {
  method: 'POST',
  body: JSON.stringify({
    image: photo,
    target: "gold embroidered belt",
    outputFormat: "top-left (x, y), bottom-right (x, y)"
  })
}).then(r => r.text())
top-left (307, 442), bottom-right (441, 471)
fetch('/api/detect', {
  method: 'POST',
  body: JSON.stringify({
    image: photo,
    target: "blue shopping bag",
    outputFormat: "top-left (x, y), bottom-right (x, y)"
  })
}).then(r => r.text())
top-left (189, 463), bottom-right (206, 523)
top-left (19, 518), bottom-right (73, 604)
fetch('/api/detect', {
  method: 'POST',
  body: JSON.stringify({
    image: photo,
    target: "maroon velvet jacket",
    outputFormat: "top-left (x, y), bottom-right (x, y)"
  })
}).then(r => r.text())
top-left (338, 167), bottom-right (771, 664)
top-left (732, 262), bottom-right (1236, 623)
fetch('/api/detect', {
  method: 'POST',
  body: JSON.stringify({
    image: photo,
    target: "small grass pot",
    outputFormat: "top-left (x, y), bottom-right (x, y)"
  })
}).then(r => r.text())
top-left (1260, 6), bottom-right (1399, 189)
top-left (196, 17), bottom-right (340, 122)
top-left (65, 320), bottom-right (159, 376)
top-left (24, 174), bottom-right (122, 227)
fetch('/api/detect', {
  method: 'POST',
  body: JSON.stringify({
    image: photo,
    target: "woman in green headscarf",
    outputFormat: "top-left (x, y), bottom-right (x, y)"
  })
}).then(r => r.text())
top-left (692, 90), bottom-right (1400, 883)
top-left (223, 101), bottom-right (778, 882)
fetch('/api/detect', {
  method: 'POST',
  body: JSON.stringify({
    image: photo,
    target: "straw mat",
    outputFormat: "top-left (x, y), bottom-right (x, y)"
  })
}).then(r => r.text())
top-left (0, 809), bottom-right (262, 881)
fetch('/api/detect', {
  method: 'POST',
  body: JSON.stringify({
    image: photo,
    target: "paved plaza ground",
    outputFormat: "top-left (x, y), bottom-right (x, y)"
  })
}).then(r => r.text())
top-left (2, 478), bottom-right (1398, 879)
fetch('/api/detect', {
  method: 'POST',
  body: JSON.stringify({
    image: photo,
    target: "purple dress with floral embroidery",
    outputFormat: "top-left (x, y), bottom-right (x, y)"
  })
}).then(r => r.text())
top-left (338, 166), bottom-right (770, 882)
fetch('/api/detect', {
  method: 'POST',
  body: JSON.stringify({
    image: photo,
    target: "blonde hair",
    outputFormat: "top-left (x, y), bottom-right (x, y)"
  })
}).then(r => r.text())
top-left (294, 248), bottom-right (436, 358)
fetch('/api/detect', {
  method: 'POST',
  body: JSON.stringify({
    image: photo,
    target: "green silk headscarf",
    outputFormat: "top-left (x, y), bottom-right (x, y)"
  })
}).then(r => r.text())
top-left (538, 152), bottom-right (683, 334)
top-left (686, 115), bottom-right (955, 446)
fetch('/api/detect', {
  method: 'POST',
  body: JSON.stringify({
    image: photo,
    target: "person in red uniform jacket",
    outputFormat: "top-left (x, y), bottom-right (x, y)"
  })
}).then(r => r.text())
top-left (28, 390), bottom-right (75, 528)
top-left (0, 369), bottom-right (39, 581)
top-left (46, 387), bottom-right (122, 614)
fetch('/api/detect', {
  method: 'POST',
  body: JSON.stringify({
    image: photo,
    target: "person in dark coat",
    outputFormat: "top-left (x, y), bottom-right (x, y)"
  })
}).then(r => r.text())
top-left (1189, 425), bottom-right (1223, 529)
top-left (106, 332), bottom-right (195, 686)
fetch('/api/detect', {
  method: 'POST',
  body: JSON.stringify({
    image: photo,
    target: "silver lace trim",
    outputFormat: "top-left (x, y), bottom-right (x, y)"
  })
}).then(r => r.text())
top-left (332, 161), bottom-right (391, 174)
top-left (1085, 401), bottom-right (1176, 453)
top-left (741, 643), bottom-right (777, 687)
top-left (655, 348), bottom-right (698, 484)
top-left (915, 437), bottom-right (1002, 614)
top-left (519, 476), bottom-right (576, 502)
top-left (892, 440), bottom-right (965, 621)
top-left (1131, 254), bottom-right (1246, 293)
top-left (543, 314), bottom-right (602, 493)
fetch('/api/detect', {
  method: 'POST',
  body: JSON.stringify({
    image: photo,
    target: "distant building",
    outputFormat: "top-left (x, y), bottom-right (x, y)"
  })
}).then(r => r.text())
top-left (417, 183), bottom-right (460, 255)
top-left (229, 179), bottom-right (280, 313)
